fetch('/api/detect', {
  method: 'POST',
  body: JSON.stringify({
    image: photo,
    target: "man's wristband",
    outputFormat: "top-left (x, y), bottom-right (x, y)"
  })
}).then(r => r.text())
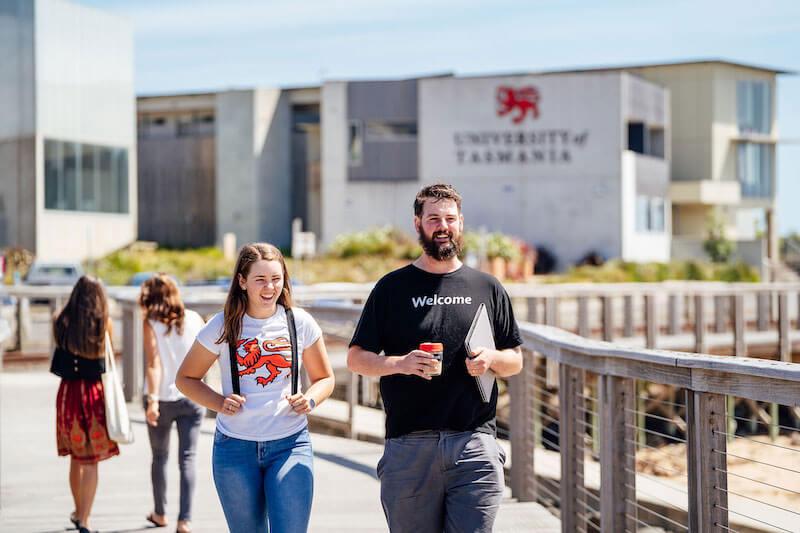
top-left (146, 393), bottom-right (159, 404)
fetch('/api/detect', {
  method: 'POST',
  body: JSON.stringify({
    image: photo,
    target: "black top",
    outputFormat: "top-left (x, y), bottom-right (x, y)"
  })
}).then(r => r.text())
top-left (50, 347), bottom-right (106, 380)
top-left (350, 264), bottom-right (522, 438)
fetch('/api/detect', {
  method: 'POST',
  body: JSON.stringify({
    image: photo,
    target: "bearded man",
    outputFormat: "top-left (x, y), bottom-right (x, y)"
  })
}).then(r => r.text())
top-left (347, 183), bottom-right (523, 533)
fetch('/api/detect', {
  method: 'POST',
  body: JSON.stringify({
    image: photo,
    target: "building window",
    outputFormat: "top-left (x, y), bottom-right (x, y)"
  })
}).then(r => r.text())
top-left (737, 80), bottom-right (771, 134)
top-left (348, 120), bottom-right (363, 166)
top-left (636, 196), bottom-right (666, 233)
top-left (365, 121), bottom-right (417, 141)
top-left (737, 142), bottom-right (772, 198)
top-left (627, 122), bottom-right (664, 158)
top-left (44, 139), bottom-right (129, 214)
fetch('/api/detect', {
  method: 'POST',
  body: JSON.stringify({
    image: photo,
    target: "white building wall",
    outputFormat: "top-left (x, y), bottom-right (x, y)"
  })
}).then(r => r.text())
top-left (322, 74), bottom-right (633, 267)
top-left (620, 151), bottom-right (671, 262)
top-left (0, 0), bottom-right (37, 250)
top-left (34, 0), bottom-right (136, 260)
top-left (420, 74), bottom-right (625, 267)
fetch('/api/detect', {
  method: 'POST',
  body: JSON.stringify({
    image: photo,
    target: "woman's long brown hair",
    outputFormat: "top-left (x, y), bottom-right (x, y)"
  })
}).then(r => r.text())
top-left (217, 243), bottom-right (293, 348)
top-left (139, 274), bottom-right (185, 335)
top-left (53, 275), bottom-right (109, 359)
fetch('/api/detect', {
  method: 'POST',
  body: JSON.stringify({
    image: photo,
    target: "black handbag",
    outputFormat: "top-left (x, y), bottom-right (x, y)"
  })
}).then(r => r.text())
top-left (227, 307), bottom-right (299, 395)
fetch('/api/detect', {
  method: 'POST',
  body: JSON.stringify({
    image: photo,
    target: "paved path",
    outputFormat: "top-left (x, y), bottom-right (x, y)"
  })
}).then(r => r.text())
top-left (0, 370), bottom-right (559, 532)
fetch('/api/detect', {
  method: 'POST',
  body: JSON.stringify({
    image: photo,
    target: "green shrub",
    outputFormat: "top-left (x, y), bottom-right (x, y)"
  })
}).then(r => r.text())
top-left (715, 261), bottom-right (760, 282)
top-left (460, 231), bottom-right (524, 261)
top-left (703, 209), bottom-right (735, 263)
top-left (327, 226), bottom-right (420, 259)
top-left (548, 259), bottom-right (758, 283)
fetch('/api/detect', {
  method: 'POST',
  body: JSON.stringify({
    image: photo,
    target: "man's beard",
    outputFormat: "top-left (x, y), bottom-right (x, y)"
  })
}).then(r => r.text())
top-left (418, 229), bottom-right (462, 261)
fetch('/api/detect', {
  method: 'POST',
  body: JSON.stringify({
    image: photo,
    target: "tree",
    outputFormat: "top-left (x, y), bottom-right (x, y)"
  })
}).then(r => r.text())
top-left (703, 209), bottom-right (735, 263)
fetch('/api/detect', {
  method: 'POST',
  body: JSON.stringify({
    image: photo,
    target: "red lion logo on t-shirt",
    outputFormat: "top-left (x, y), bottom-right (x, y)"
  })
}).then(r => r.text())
top-left (236, 337), bottom-right (292, 387)
top-left (496, 86), bottom-right (540, 124)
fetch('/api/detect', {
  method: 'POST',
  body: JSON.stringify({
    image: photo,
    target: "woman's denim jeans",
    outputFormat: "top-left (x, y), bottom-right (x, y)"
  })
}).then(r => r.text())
top-left (212, 427), bottom-right (313, 533)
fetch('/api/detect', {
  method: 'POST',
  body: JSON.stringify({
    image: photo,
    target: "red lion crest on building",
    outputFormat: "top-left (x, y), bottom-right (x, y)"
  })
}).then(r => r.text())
top-left (236, 337), bottom-right (292, 387)
top-left (496, 86), bottom-right (540, 124)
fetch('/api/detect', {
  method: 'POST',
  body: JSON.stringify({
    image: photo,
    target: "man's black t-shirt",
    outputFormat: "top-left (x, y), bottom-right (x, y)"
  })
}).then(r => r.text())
top-left (350, 264), bottom-right (522, 438)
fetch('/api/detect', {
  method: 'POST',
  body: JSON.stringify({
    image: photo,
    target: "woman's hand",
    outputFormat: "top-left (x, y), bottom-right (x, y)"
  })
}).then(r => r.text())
top-left (145, 400), bottom-right (160, 426)
top-left (220, 394), bottom-right (246, 415)
top-left (286, 393), bottom-right (314, 414)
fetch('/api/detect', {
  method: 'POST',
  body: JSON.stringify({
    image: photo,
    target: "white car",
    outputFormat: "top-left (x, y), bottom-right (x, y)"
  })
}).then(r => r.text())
top-left (24, 261), bottom-right (84, 286)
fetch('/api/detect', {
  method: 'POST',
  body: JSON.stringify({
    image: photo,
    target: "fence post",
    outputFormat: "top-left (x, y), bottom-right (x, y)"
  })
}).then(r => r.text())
top-left (599, 375), bottom-right (636, 533)
top-left (623, 294), bottom-right (634, 338)
top-left (667, 293), bottom-right (680, 335)
top-left (778, 292), bottom-right (790, 363)
top-left (559, 364), bottom-right (586, 533)
top-left (644, 294), bottom-right (657, 349)
top-left (687, 391), bottom-right (729, 532)
top-left (771, 293), bottom-right (791, 441)
top-left (732, 294), bottom-right (747, 357)
top-left (544, 297), bottom-right (559, 328)
top-left (121, 303), bottom-right (143, 402)
top-left (48, 297), bottom-right (64, 356)
top-left (756, 291), bottom-right (770, 331)
top-left (347, 372), bottom-right (358, 438)
top-left (714, 295), bottom-right (727, 333)
top-left (577, 296), bottom-right (590, 337)
top-left (509, 349), bottom-right (537, 502)
top-left (694, 294), bottom-right (707, 353)
top-left (602, 296), bottom-right (614, 341)
top-left (527, 297), bottom-right (540, 323)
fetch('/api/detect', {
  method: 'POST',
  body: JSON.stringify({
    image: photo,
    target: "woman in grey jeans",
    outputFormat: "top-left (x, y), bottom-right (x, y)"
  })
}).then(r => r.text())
top-left (140, 274), bottom-right (206, 533)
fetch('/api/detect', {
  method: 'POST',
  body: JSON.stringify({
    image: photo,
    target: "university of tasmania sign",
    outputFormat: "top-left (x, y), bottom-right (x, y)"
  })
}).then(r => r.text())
top-left (419, 75), bottom-right (620, 180)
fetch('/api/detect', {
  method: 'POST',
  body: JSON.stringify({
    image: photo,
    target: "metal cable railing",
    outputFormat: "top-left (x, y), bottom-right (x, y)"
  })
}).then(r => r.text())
top-left (708, 399), bottom-right (800, 533)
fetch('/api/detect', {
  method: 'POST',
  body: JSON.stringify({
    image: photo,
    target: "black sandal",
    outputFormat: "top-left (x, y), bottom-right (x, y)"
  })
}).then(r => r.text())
top-left (146, 513), bottom-right (168, 528)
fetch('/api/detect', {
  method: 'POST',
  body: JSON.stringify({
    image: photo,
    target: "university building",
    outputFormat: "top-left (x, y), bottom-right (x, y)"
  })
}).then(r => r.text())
top-left (0, 0), bottom-right (136, 261)
top-left (138, 59), bottom-right (785, 271)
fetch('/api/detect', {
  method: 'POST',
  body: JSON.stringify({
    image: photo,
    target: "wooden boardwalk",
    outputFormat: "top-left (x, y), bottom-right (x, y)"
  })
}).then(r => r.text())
top-left (0, 370), bottom-right (559, 533)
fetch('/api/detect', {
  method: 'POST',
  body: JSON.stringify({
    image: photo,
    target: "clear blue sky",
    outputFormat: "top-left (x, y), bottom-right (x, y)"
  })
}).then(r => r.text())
top-left (84, 0), bottom-right (800, 235)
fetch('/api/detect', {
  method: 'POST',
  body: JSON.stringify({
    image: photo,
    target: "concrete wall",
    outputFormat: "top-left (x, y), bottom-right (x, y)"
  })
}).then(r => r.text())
top-left (34, 0), bottom-right (136, 260)
top-left (321, 81), bottom-right (420, 244)
top-left (216, 90), bottom-right (260, 246)
top-left (0, 0), bottom-right (35, 139)
top-left (0, 0), bottom-right (36, 250)
top-left (633, 64), bottom-right (714, 182)
top-left (138, 135), bottom-right (216, 248)
top-left (0, 138), bottom-right (36, 250)
top-left (255, 89), bottom-right (292, 249)
top-left (137, 94), bottom-right (217, 248)
top-left (216, 88), bottom-right (293, 249)
top-left (347, 80), bottom-right (418, 181)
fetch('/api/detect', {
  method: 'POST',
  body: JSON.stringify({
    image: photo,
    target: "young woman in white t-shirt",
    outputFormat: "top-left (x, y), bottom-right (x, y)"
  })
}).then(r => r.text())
top-left (139, 274), bottom-right (206, 533)
top-left (176, 243), bottom-right (335, 533)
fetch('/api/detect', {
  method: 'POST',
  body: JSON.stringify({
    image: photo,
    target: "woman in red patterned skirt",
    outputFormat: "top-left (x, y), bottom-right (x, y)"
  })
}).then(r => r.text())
top-left (51, 276), bottom-right (120, 533)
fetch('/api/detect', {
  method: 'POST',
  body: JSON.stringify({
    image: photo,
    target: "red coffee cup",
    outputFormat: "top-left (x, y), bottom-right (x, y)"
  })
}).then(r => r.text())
top-left (419, 342), bottom-right (443, 377)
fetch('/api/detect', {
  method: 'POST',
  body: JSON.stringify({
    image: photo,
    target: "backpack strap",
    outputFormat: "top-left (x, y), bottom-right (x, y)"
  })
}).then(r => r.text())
top-left (228, 339), bottom-right (240, 396)
top-left (286, 307), bottom-right (299, 396)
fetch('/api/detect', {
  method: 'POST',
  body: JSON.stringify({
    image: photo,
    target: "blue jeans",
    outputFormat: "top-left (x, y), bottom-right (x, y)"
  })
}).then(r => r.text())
top-left (212, 427), bottom-right (314, 533)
